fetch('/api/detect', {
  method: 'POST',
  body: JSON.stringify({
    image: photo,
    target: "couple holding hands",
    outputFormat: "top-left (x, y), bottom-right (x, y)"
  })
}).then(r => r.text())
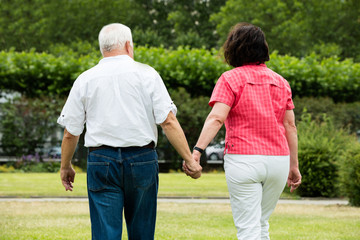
top-left (59, 22), bottom-right (301, 240)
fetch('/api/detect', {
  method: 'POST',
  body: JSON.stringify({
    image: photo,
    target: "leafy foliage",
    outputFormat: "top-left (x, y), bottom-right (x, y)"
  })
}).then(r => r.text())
top-left (296, 114), bottom-right (354, 197)
top-left (0, 0), bottom-right (226, 51)
top-left (0, 46), bottom-right (229, 97)
top-left (0, 95), bottom-right (64, 156)
top-left (135, 46), bottom-right (230, 97)
top-left (11, 161), bottom-right (61, 173)
top-left (267, 52), bottom-right (360, 102)
top-left (2, 0), bottom-right (358, 61)
top-left (339, 144), bottom-right (360, 206)
top-left (0, 0), bottom-right (150, 51)
top-left (211, 0), bottom-right (360, 61)
top-left (293, 97), bottom-right (360, 134)
top-left (0, 48), bottom-right (100, 97)
top-left (1, 47), bottom-right (360, 102)
top-left (166, 0), bottom-right (226, 49)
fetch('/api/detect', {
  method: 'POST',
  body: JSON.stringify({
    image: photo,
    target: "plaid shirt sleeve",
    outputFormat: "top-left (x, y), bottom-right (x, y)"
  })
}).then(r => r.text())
top-left (209, 74), bottom-right (235, 108)
top-left (285, 80), bottom-right (295, 110)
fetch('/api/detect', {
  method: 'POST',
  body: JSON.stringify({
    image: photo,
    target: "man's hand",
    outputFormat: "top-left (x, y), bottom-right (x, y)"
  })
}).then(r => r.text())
top-left (183, 157), bottom-right (202, 179)
top-left (60, 128), bottom-right (79, 192)
top-left (287, 167), bottom-right (301, 193)
top-left (60, 166), bottom-right (76, 191)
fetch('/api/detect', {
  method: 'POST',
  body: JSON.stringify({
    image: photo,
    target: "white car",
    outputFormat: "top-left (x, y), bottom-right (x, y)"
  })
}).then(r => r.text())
top-left (48, 146), bottom-right (61, 159)
top-left (205, 141), bottom-right (225, 164)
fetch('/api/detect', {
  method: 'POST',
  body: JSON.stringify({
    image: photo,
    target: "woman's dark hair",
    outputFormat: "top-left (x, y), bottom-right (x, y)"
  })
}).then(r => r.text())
top-left (223, 23), bottom-right (269, 67)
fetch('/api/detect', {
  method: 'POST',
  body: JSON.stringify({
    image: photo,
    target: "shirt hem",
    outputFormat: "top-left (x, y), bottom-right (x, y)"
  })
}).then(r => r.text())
top-left (155, 105), bottom-right (177, 125)
top-left (225, 151), bottom-right (290, 156)
top-left (57, 119), bottom-right (83, 136)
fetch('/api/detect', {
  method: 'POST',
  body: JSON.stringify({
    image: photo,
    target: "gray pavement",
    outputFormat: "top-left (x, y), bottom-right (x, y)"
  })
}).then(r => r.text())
top-left (0, 197), bottom-right (349, 205)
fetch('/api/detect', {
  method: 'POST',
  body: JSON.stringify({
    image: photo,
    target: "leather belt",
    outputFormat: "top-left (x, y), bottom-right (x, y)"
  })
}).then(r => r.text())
top-left (89, 142), bottom-right (155, 153)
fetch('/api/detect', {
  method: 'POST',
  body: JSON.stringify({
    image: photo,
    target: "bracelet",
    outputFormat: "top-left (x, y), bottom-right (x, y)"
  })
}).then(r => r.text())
top-left (193, 146), bottom-right (204, 154)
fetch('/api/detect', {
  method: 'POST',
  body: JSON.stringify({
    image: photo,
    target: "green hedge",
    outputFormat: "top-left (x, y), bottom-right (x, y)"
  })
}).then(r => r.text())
top-left (293, 97), bottom-right (360, 133)
top-left (1, 47), bottom-right (360, 102)
top-left (296, 114), bottom-right (355, 198)
top-left (267, 52), bottom-right (360, 102)
top-left (339, 144), bottom-right (360, 206)
top-left (0, 49), bottom-right (98, 97)
top-left (135, 47), bottom-right (230, 97)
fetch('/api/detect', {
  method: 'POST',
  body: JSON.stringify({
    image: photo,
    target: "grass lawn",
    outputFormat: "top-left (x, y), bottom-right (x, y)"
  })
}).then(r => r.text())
top-left (0, 201), bottom-right (359, 240)
top-left (0, 172), bottom-right (229, 198)
top-left (0, 172), bottom-right (295, 198)
top-left (0, 173), bottom-right (359, 239)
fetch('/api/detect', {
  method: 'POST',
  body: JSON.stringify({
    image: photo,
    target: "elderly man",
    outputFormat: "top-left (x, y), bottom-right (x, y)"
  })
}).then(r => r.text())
top-left (58, 23), bottom-right (202, 240)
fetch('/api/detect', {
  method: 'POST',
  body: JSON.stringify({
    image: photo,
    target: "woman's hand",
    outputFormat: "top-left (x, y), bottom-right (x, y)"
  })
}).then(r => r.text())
top-left (287, 167), bottom-right (301, 193)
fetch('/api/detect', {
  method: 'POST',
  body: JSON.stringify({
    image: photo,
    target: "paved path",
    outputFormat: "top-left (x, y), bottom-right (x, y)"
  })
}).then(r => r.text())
top-left (0, 197), bottom-right (349, 205)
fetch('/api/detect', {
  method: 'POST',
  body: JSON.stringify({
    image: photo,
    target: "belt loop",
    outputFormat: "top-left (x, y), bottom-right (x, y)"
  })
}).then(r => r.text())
top-left (118, 147), bottom-right (121, 158)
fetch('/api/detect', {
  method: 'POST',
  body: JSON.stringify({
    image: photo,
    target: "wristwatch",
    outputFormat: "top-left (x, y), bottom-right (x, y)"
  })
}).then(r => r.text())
top-left (193, 146), bottom-right (204, 154)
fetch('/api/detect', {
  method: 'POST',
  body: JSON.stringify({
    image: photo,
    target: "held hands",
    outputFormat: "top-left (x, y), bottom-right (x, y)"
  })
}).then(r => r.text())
top-left (182, 151), bottom-right (202, 179)
top-left (60, 165), bottom-right (76, 191)
top-left (287, 167), bottom-right (302, 193)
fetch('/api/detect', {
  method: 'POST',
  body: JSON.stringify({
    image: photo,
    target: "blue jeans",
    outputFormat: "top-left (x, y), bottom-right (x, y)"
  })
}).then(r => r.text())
top-left (87, 147), bottom-right (159, 240)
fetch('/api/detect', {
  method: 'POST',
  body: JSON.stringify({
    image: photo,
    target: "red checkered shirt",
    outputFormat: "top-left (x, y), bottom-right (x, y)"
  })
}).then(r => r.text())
top-left (209, 63), bottom-right (294, 155)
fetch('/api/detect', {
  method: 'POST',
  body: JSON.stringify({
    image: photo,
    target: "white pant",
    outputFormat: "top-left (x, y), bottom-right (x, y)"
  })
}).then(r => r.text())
top-left (224, 154), bottom-right (289, 240)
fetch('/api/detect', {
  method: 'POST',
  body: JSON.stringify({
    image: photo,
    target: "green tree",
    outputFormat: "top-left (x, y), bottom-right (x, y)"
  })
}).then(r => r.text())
top-left (0, 0), bottom-right (227, 51)
top-left (167, 0), bottom-right (226, 48)
top-left (0, 0), bottom-right (149, 51)
top-left (211, 0), bottom-right (306, 53)
top-left (338, 0), bottom-right (360, 61)
top-left (211, 0), bottom-right (360, 60)
top-left (0, 0), bottom-right (44, 50)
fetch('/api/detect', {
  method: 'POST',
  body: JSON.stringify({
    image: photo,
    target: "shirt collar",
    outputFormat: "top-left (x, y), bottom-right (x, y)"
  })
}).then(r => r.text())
top-left (243, 62), bottom-right (266, 67)
top-left (99, 54), bottom-right (134, 63)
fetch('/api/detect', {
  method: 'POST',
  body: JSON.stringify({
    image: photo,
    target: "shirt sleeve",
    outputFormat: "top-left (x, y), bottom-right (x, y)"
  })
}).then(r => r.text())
top-left (285, 81), bottom-right (295, 110)
top-left (209, 74), bottom-right (235, 108)
top-left (151, 72), bottom-right (177, 124)
top-left (57, 80), bottom-right (86, 136)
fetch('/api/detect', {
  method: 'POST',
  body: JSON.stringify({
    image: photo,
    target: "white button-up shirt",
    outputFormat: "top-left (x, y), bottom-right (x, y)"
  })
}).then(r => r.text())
top-left (57, 55), bottom-right (177, 147)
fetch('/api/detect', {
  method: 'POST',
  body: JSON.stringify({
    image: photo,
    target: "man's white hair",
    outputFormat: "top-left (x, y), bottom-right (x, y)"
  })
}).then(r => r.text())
top-left (98, 23), bottom-right (133, 55)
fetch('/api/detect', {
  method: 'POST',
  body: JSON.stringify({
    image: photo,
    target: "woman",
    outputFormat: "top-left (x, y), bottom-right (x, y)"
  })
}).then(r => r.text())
top-left (185, 23), bottom-right (302, 239)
